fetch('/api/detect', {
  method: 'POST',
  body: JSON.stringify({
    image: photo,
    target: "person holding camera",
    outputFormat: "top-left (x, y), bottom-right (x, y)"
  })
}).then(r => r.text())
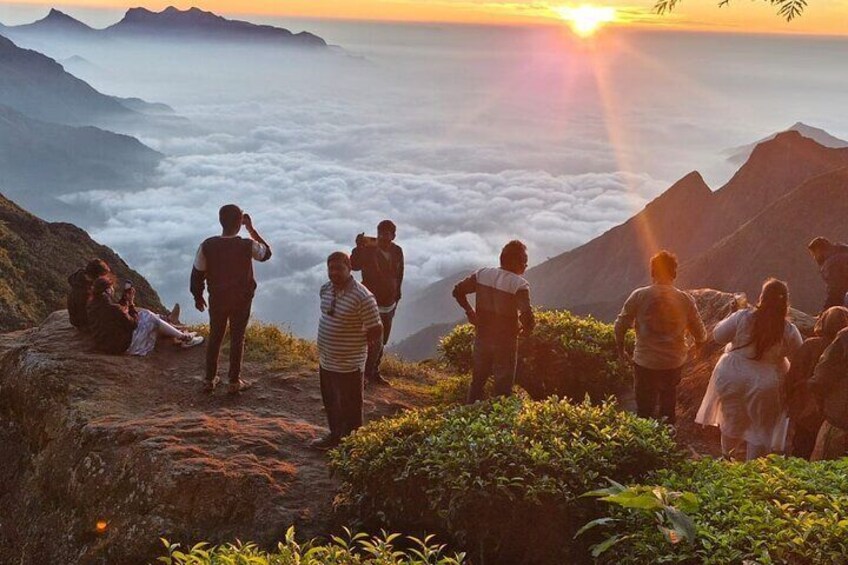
top-left (350, 220), bottom-right (404, 387)
top-left (87, 276), bottom-right (202, 356)
top-left (191, 204), bottom-right (272, 394)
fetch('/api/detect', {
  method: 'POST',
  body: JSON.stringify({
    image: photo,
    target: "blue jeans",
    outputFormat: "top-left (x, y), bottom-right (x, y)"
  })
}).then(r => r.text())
top-left (467, 336), bottom-right (518, 403)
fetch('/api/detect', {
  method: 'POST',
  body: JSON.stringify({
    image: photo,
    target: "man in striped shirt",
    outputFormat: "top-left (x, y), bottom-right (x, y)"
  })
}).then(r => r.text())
top-left (453, 240), bottom-right (535, 403)
top-left (312, 251), bottom-right (383, 450)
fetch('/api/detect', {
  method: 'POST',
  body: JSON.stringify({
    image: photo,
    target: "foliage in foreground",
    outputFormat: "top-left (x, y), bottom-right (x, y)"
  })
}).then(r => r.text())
top-left (592, 456), bottom-right (848, 564)
top-left (157, 527), bottom-right (464, 565)
top-left (330, 396), bottom-right (680, 563)
top-left (439, 310), bottom-right (633, 402)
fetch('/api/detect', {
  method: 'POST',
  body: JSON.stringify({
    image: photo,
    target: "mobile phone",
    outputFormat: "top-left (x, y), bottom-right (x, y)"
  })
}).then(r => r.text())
top-left (124, 279), bottom-right (134, 291)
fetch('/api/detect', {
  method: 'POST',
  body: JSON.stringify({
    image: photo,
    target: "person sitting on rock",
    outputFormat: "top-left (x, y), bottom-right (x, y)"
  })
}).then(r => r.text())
top-left (191, 204), bottom-right (272, 394)
top-left (615, 250), bottom-right (708, 426)
top-left (311, 252), bottom-right (383, 450)
top-left (452, 240), bottom-right (535, 403)
top-left (808, 326), bottom-right (848, 460)
top-left (68, 259), bottom-right (112, 331)
top-left (783, 306), bottom-right (848, 459)
top-left (69, 259), bottom-right (181, 331)
top-left (808, 237), bottom-right (848, 311)
top-left (87, 276), bottom-right (202, 356)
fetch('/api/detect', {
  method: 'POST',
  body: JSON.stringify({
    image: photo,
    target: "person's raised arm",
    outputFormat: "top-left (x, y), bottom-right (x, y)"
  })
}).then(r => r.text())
top-left (190, 242), bottom-right (208, 312)
top-left (614, 290), bottom-right (638, 362)
top-left (452, 273), bottom-right (478, 326)
top-left (243, 213), bottom-right (272, 262)
top-left (351, 233), bottom-right (366, 272)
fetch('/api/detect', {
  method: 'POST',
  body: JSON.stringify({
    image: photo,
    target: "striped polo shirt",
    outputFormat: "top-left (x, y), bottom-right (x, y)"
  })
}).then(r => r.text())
top-left (317, 277), bottom-right (382, 373)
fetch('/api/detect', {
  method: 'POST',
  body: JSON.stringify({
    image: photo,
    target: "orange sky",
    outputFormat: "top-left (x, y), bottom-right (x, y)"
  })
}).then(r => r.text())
top-left (6, 0), bottom-right (848, 35)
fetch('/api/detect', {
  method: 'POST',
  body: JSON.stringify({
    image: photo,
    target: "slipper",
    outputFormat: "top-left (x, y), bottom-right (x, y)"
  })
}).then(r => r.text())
top-left (228, 379), bottom-right (253, 395)
top-left (203, 376), bottom-right (220, 393)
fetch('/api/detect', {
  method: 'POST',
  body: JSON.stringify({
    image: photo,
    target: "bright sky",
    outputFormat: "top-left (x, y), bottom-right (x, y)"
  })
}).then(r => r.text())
top-left (2, 0), bottom-right (847, 35)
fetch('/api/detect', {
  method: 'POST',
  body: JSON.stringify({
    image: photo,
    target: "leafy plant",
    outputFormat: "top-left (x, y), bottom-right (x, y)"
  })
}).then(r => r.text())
top-left (593, 456), bottom-right (848, 564)
top-left (439, 310), bottom-right (633, 402)
top-left (578, 480), bottom-right (699, 558)
top-left (330, 397), bottom-right (680, 563)
top-left (156, 526), bottom-right (465, 564)
top-left (654, 0), bottom-right (808, 21)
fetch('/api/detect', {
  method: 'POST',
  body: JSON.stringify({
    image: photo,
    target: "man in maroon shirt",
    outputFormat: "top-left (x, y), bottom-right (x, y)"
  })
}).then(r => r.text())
top-left (191, 204), bottom-right (272, 394)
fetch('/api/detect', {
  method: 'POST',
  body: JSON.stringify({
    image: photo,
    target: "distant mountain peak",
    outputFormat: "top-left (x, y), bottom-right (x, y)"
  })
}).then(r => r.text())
top-left (109, 5), bottom-right (327, 47)
top-left (725, 123), bottom-right (848, 165)
top-left (27, 8), bottom-right (94, 31)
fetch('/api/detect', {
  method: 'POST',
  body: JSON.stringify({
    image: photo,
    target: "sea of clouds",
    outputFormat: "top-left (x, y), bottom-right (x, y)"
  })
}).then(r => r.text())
top-left (23, 19), bottom-right (848, 338)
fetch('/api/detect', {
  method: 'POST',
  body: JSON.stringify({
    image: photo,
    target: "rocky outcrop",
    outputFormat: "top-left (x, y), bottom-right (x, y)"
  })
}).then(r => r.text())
top-left (0, 312), bottom-right (420, 564)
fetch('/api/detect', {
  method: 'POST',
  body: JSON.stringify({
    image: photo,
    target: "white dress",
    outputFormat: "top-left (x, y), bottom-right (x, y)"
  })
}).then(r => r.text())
top-left (696, 309), bottom-right (803, 451)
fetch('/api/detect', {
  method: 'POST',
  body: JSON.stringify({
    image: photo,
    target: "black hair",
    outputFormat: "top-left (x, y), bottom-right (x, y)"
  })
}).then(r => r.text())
top-left (650, 250), bottom-right (678, 281)
top-left (219, 204), bottom-right (243, 233)
top-left (378, 220), bottom-right (397, 235)
top-left (85, 259), bottom-right (111, 279)
top-left (500, 240), bottom-right (528, 269)
top-left (327, 251), bottom-right (351, 268)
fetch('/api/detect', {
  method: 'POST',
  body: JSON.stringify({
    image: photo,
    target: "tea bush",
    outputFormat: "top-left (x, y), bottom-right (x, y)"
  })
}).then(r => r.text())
top-left (593, 456), bottom-right (848, 564)
top-left (330, 397), bottom-right (680, 563)
top-left (439, 310), bottom-right (632, 401)
top-left (157, 527), bottom-right (464, 564)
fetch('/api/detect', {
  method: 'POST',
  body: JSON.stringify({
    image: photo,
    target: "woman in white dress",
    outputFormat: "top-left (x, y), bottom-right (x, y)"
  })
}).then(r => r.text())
top-left (696, 279), bottom-right (803, 460)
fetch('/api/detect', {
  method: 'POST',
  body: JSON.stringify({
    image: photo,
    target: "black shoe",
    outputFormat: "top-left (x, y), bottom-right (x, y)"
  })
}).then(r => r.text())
top-left (367, 375), bottom-right (392, 388)
top-left (309, 434), bottom-right (340, 451)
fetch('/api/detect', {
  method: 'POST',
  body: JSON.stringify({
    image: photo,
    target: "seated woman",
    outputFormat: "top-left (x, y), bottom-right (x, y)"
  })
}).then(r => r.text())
top-left (696, 279), bottom-right (803, 461)
top-left (67, 259), bottom-right (112, 331)
top-left (783, 306), bottom-right (848, 459)
top-left (809, 327), bottom-right (848, 461)
top-left (87, 276), bottom-right (203, 356)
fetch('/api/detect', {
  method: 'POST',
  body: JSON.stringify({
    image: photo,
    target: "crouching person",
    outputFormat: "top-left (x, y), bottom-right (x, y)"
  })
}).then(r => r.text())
top-left (452, 240), bottom-right (535, 403)
top-left (87, 276), bottom-right (202, 356)
top-left (311, 252), bottom-right (383, 450)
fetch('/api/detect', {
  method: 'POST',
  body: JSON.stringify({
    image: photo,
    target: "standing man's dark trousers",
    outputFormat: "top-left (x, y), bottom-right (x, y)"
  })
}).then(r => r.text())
top-left (206, 294), bottom-right (252, 385)
top-left (467, 336), bottom-right (518, 403)
top-left (633, 364), bottom-right (682, 424)
top-left (319, 367), bottom-right (364, 440)
top-left (364, 308), bottom-right (395, 381)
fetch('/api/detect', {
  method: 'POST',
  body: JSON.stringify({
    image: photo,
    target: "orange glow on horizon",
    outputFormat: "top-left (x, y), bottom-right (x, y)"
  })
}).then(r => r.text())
top-left (3, 0), bottom-right (846, 36)
top-left (555, 5), bottom-right (617, 37)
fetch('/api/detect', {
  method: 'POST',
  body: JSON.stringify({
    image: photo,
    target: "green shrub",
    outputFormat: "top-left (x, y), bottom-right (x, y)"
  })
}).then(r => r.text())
top-left (191, 322), bottom-right (316, 368)
top-left (439, 310), bottom-right (632, 402)
top-left (157, 527), bottom-right (465, 564)
top-left (593, 457), bottom-right (848, 564)
top-left (330, 397), bottom-right (680, 563)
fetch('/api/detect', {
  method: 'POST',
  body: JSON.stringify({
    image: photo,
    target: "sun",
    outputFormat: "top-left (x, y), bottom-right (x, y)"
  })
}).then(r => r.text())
top-left (555, 5), bottom-right (617, 37)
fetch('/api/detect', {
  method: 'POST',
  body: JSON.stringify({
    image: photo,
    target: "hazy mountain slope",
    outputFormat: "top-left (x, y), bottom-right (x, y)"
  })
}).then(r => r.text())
top-left (394, 270), bottom-right (470, 341)
top-left (679, 167), bottom-right (848, 315)
top-left (6, 8), bottom-right (96, 38)
top-left (0, 105), bottom-right (162, 212)
top-left (390, 321), bottom-right (459, 361)
top-left (0, 33), bottom-right (132, 125)
top-left (0, 192), bottom-right (163, 332)
top-left (725, 122), bottom-right (848, 165)
top-left (104, 6), bottom-right (326, 47)
top-left (527, 171), bottom-right (714, 317)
